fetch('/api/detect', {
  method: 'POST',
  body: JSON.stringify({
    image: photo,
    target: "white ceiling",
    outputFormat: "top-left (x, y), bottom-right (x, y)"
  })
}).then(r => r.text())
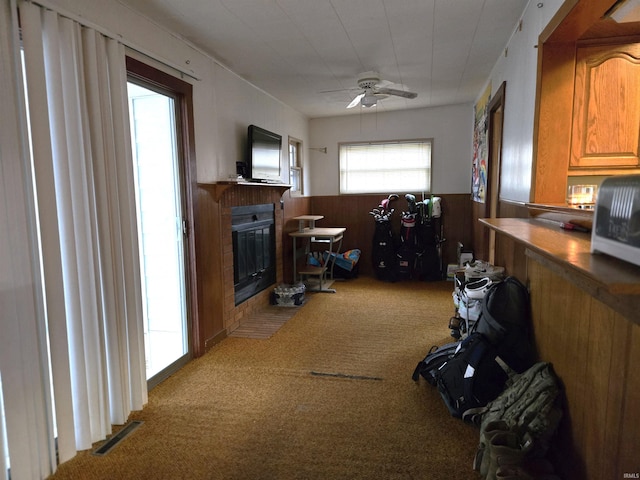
top-left (117, 0), bottom-right (530, 118)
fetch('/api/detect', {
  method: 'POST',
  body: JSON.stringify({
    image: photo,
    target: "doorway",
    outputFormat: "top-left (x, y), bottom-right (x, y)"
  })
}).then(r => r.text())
top-left (126, 58), bottom-right (196, 389)
top-left (485, 82), bottom-right (506, 264)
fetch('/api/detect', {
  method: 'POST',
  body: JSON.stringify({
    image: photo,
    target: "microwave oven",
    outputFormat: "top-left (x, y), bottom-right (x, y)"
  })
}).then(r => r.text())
top-left (591, 174), bottom-right (640, 268)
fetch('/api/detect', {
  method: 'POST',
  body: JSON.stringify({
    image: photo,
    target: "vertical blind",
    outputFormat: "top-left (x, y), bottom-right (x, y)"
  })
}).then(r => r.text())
top-left (0, 1), bottom-right (148, 477)
top-left (0, 1), bottom-right (56, 477)
top-left (339, 140), bottom-right (432, 194)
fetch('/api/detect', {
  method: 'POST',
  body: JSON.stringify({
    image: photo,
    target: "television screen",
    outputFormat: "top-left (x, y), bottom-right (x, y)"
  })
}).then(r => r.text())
top-left (248, 125), bottom-right (282, 182)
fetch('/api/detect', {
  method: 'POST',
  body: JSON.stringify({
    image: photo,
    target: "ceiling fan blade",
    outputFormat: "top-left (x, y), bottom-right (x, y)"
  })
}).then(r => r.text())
top-left (319, 87), bottom-right (360, 93)
top-left (347, 93), bottom-right (365, 109)
top-left (375, 87), bottom-right (417, 99)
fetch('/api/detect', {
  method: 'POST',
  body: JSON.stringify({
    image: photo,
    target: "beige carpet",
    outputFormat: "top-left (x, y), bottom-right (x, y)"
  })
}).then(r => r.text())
top-left (48, 276), bottom-right (481, 480)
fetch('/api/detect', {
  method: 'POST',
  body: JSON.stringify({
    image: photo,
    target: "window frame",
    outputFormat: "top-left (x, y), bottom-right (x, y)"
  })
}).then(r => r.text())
top-left (288, 136), bottom-right (303, 196)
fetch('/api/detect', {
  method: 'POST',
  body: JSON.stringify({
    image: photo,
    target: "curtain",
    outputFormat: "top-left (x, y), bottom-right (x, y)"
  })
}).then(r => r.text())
top-left (0, 1), bottom-right (56, 477)
top-left (17, 0), bottom-right (147, 471)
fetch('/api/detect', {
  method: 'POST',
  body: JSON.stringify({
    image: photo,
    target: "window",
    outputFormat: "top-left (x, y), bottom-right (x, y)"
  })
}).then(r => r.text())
top-left (289, 137), bottom-right (303, 195)
top-left (339, 139), bottom-right (432, 194)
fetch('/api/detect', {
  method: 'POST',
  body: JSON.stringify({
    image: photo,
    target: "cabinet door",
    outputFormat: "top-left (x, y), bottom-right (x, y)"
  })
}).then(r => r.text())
top-left (570, 43), bottom-right (640, 170)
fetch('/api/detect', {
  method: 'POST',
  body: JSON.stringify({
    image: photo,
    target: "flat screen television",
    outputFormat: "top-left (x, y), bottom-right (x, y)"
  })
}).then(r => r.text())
top-left (247, 124), bottom-right (282, 183)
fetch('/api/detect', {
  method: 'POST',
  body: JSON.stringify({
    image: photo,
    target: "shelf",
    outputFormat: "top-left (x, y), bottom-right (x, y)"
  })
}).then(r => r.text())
top-left (297, 265), bottom-right (326, 276)
top-left (289, 226), bottom-right (346, 293)
top-left (293, 215), bottom-right (324, 231)
top-left (289, 228), bottom-right (345, 239)
top-left (199, 181), bottom-right (291, 202)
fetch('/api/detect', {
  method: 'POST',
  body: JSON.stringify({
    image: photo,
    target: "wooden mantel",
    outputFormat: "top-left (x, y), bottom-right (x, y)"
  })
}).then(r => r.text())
top-left (200, 181), bottom-right (291, 202)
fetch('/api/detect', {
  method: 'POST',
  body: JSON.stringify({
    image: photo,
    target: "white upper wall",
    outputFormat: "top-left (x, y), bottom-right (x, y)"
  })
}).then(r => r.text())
top-left (45, 0), bottom-right (562, 198)
top-left (308, 104), bottom-right (473, 196)
top-left (45, 0), bottom-right (309, 184)
top-left (482, 0), bottom-right (563, 203)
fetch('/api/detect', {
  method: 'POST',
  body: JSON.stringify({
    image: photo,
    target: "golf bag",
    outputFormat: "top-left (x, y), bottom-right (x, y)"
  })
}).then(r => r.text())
top-left (371, 219), bottom-right (398, 281)
top-left (450, 276), bottom-right (494, 339)
top-left (397, 211), bottom-right (417, 280)
top-left (416, 195), bottom-right (443, 281)
top-left (476, 276), bottom-right (536, 373)
top-left (416, 218), bottom-right (442, 280)
top-left (370, 194), bottom-right (399, 282)
top-left (399, 194), bottom-right (443, 280)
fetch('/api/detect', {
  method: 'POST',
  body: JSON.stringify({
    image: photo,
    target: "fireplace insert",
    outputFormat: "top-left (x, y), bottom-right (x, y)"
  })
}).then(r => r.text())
top-left (231, 203), bottom-right (276, 305)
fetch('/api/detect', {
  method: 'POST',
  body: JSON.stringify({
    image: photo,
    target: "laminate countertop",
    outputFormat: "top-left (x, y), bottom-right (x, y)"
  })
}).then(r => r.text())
top-left (480, 217), bottom-right (640, 322)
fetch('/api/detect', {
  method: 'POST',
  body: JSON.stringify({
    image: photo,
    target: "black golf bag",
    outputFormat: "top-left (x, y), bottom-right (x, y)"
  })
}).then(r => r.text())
top-left (370, 194), bottom-right (399, 282)
top-left (372, 219), bottom-right (398, 281)
top-left (397, 211), bottom-right (418, 280)
top-left (417, 217), bottom-right (442, 280)
top-left (414, 195), bottom-right (443, 281)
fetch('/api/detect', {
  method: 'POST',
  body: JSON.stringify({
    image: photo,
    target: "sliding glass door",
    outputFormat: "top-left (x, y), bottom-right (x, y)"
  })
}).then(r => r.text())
top-left (127, 61), bottom-right (194, 388)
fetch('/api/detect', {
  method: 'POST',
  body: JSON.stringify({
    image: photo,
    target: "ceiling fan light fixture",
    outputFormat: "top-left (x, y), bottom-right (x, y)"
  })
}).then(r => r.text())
top-left (361, 93), bottom-right (377, 108)
top-left (342, 72), bottom-right (416, 109)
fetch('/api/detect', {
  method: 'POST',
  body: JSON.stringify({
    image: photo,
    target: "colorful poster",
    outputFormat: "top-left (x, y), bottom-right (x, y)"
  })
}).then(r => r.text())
top-left (472, 84), bottom-right (491, 203)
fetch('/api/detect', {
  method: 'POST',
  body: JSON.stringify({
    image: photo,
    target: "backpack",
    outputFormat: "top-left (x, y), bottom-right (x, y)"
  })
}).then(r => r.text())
top-left (435, 332), bottom-right (513, 417)
top-left (475, 276), bottom-right (535, 373)
top-left (412, 340), bottom-right (461, 385)
top-left (463, 362), bottom-right (563, 463)
top-left (414, 276), bottom-right (536, 418)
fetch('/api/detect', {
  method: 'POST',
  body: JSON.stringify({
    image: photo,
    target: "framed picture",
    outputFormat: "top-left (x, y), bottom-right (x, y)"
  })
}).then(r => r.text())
top-left (472, 84), bottom-right (491, 203)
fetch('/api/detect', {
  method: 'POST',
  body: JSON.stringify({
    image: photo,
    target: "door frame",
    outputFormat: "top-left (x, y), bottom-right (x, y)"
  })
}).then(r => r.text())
top-left (485, 81), bottom-right (506, 264)
top-left (126, 56), bottom-right (200, 383)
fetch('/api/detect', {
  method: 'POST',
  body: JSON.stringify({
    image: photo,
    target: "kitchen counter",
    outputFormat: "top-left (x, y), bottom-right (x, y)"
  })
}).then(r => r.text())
top-left (480, 217), bottom-right (640, 322)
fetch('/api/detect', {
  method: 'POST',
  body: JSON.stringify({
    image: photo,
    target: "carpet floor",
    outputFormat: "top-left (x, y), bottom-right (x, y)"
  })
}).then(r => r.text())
top-left (48, 276), bottom-right (481, 480)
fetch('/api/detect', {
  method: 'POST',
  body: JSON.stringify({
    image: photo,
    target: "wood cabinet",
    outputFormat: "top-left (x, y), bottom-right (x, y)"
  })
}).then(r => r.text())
top-left (534, 0), bottom-right (640, 204)
top-left (570, 42), bottom-right (640, 173)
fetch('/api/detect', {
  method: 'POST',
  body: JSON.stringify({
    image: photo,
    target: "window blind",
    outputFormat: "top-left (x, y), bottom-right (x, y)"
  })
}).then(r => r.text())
top-left (339, 140), bottom-right (432, 194)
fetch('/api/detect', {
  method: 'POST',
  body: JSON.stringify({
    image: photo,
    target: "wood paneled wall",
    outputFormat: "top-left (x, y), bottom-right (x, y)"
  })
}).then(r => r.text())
top-left (193, 186), bottom-right (224, 355)
top-left (301, 193), bottom-right (473, 277)
top-left (193, 189), bottom-right (474, 354)
top-left (528, 259), bottom-right (640, 479)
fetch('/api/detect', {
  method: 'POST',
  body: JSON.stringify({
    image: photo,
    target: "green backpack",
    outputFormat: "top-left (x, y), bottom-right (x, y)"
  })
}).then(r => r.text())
top-left (463, 362), bottom-right (563, 461)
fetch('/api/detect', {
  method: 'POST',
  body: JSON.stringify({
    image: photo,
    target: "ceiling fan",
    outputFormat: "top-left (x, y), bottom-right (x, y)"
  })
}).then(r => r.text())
top-left (343, 72), bottom-right (418, 109)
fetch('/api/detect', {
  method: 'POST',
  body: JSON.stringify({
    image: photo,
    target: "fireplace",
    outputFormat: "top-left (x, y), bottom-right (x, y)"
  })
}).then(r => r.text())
top-left (195, 182), bottom-right (289, 353)
top-left (231, 203), bottom-right (276, 305)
